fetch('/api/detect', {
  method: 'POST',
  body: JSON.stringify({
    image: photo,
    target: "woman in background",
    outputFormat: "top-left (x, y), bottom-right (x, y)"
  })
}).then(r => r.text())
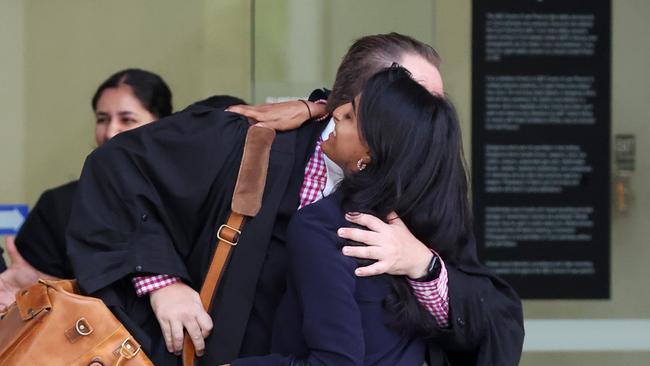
top-left (0, 68), bottom-right (172, 309)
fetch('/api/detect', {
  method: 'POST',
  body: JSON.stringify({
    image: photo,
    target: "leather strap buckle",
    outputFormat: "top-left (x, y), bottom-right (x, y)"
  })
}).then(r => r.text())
top-left (75, 317), bottom-right (93, 336)
top-left (119, 337), bottom-right (141, 359)
top-left (217, 224), bottom-right (241, 246)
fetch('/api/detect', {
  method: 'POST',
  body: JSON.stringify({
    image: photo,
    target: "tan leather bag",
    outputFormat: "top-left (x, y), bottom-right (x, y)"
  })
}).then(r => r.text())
top-left (0, 279), bottom-right (153, 366)
top-left (0, 125), bottom-right (275, 366)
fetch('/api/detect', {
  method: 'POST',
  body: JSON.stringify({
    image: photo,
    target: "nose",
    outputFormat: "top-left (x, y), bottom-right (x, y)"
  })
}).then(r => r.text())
top-left (105, 120), bottom-right (123, 141)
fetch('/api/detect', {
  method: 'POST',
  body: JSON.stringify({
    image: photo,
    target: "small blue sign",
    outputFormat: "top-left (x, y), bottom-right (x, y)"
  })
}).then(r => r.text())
top-left (0, 205), bottom-right (29, 235)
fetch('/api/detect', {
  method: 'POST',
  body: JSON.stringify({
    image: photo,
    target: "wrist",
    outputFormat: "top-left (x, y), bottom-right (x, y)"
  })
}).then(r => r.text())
top-left (308, 101), bottom-right (327, 119)
top-left (407, 249), bottom-right (434, 279)
top-left (298, 99), bottom-right (313, 120)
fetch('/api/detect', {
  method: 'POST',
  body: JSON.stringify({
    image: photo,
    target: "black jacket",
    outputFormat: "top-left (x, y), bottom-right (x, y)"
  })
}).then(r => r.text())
top-left (15, 180), bottom-right (78, 278)
top-left (234, 192), bottom-right (427, 366)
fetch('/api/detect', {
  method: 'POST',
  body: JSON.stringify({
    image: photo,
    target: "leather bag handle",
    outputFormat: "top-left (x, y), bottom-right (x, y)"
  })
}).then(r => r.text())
top-left (182, 125), bottom-right (275, 365)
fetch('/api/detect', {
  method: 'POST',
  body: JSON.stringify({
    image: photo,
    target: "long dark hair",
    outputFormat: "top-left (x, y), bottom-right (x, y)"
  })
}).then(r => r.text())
top-left (339, 66), bottom-right (472, 335)
top-left (91, 68), bottom-right (173, 118)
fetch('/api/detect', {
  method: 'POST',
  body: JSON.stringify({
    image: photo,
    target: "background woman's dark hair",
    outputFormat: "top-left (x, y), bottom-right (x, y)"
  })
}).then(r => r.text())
top-left (339, 66), bottom-right (472, 335)
top-left (328, 32), bottom-right (441, 113)
top-left (91, 68), bottom-right (173, 118)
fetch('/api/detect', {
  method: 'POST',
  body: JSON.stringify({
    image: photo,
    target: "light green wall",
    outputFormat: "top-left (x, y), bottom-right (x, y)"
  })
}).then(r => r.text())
top-left (253, 0), bottom-right (435, 102)
top-left (1, 0), bottom-right (251, 261)
top-left (323, 0), bottom-right (436, 86)
top-left (0, 0), bottom-right (26, 204)
top-left (0, 0), bottom-right (26, 264)
top-left (21, 0), bottom-right (252, 204)
top-left (434, 0), bottom-right (472, 161)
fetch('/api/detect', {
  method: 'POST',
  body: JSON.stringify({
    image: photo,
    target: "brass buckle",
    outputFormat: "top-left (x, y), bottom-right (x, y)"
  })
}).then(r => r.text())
top-left (217, 224), bottom-right (241, 246)
top-left (120, 337), bottom-right (141, 359)
top-left (75, 317), bottom-right (93, 336)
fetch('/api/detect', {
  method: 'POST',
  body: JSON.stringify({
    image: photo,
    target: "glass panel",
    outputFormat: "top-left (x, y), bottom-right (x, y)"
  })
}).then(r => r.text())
top-left (252, 0), bottom-right (436, 102)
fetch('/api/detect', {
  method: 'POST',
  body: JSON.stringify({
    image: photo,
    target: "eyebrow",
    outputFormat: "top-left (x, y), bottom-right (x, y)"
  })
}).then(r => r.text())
top-left (96, 111), bottom-right (136, 116)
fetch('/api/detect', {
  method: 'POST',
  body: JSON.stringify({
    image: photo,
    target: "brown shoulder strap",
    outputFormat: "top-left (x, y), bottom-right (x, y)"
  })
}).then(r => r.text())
top-left (183, 125), bottom-right (275, 366)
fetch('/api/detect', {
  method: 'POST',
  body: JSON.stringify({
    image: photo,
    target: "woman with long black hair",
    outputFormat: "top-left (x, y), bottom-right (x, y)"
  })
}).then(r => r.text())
top-left (230, 66), bottom-right (485, 365)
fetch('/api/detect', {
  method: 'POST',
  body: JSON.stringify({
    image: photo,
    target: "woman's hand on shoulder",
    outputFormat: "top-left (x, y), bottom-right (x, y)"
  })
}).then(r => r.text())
top-left (226, 100), bottom-right (326, 131)
top-left (338, 212), bottom-right (433, 279)
top-left (149, 282), bottom-right (213, 357)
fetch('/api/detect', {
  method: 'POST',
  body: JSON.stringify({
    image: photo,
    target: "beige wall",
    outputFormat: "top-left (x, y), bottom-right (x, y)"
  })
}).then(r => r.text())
top-left (0, 0), bottom-right (26, 263)
top-left (1, 0), bottom-right (252, 261)
top-left (323, 0), bottom-right (436, 86)
top-left (433, 0), bottom-right (472, 161)
top-left (0, 0), bottom-right (26, 204)
top-left (22, 0), bottom-right (252, 204)
top-left (253, 0), bottom-right (436, 102)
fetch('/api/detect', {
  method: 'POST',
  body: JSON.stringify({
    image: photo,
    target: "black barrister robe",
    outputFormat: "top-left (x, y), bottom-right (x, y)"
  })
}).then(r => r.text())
top-left (15, 180), bottom-right (78, 278)
top-left (67, 95), bottom-right (524, 365)
top-left (66, 101), bottom-right (323, 365)
top-left (424, 236), bottom-right (525, 366)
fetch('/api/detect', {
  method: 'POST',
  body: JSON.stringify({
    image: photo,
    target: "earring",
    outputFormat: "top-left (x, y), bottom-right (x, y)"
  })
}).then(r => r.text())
top-left (357, 159), bottom-right (367, 171)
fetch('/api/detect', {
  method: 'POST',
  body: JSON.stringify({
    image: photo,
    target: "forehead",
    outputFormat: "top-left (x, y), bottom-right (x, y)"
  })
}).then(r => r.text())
top-left (399, 53), bottom-right (444, 95)
top-left (95, 85), bottom-right (143, 111)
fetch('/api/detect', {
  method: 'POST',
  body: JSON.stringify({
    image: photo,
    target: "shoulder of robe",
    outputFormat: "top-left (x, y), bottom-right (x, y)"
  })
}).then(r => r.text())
top-left (41, 180), bottom-right (78, 198)
top-left (34, 180), bottom-right (78, 209)
top-left (188, 102), bottom-right (217, 116)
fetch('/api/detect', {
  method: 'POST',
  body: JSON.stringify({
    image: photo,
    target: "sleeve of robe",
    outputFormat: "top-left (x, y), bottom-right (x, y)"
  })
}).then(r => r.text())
top-left (66, 105), bottom-right (251, 295)
top-left (14, 181), bottom-right (78, 278)
top-left (422, 236), bottom-right (525, 366)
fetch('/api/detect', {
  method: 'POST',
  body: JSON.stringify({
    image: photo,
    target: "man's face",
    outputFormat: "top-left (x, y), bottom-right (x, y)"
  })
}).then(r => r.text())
top-left (399, 53), bottom-right (444, 95)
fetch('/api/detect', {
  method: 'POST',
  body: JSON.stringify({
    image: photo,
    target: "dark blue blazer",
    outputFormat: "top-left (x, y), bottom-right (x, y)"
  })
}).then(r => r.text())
top-left (233, 192), bottom-right (425, 366)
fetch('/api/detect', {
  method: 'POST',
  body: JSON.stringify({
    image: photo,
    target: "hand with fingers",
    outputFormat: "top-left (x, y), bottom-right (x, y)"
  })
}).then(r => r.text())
top-left (338, 212), bottom-right (434, 279)
top-left (149, 282), bottom-right (213, 357)
top-left (225, 100), bottom-right (326, 131)
top-left (0, 236), bottom-right (59, 310)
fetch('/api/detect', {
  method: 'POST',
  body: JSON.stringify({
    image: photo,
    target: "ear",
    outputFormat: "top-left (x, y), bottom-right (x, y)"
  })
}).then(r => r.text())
top-left (356, 155), bottom-right (371, 172)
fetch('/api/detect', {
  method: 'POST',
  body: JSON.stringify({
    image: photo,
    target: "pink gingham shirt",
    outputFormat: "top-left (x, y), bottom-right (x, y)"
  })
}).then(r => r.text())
top-left (132, 274), bottom-right (180, 297)
top-left (134, 116), bottom-right (450, 329)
